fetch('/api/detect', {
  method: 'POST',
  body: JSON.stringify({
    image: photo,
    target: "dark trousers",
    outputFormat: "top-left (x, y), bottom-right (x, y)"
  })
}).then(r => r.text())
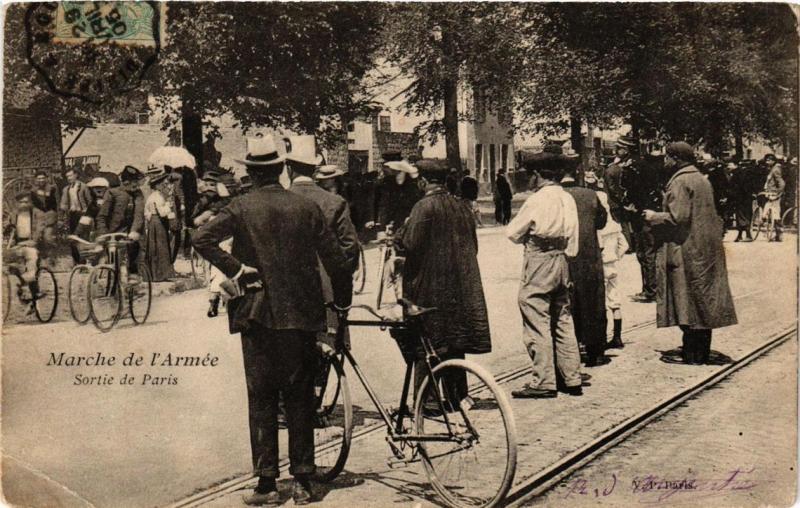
top-left (68, 211), bottom-right (83, 263)
top-left (241, 327), bottom-right (316, 478)
top-left (633, 224), bottom-right (657, 298)
top-left (413, 352), bottom-right (467, 410)
top-left (494, 198), bottom-right (512, 225)
top-left (680, 326), bottom-right (712, 363)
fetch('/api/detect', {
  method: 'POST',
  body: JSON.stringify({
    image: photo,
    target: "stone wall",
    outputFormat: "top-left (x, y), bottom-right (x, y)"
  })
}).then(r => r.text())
top-left (3, 110), bottom-right (63, 181)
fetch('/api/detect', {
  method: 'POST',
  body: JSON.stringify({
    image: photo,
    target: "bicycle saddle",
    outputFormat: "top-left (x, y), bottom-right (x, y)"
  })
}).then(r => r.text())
top-left (398, 298), bottom-right (437, 317)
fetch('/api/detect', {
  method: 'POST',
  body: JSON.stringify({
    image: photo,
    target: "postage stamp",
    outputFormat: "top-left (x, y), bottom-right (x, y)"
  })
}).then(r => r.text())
top-left (53, 2), bottom-right (160, 47)
top-left (24, 2), bottom-right (163, 104)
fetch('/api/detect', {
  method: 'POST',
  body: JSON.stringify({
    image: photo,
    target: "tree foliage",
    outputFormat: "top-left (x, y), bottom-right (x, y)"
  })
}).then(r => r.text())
top-left (517, 3), bottom-right (799, 153)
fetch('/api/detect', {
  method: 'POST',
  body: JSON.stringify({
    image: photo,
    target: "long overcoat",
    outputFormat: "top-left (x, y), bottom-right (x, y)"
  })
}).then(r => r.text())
top-left (562, 181), bottom-right (608, 354)
top-left (395, 187), bottom-right (491, 357)
top-left (649, 165), bottom-right (737, 330)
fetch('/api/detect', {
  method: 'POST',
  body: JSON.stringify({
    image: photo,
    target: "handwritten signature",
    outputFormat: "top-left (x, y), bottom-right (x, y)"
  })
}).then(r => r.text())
top-left (563, 468), bottom-right (762, 504)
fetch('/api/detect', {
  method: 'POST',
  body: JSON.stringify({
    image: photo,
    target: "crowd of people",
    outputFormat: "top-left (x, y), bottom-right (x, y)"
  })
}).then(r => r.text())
top-left (2, 130), bottom-right (790, 504)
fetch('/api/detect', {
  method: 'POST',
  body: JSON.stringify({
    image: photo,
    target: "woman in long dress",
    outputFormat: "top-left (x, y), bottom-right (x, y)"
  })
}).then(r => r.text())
top-left (144, 170), bottom-right (177, 281)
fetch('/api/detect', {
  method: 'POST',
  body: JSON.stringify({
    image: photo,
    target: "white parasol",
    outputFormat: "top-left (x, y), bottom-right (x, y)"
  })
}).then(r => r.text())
top-left (148, 146), bottom-right (197, 170)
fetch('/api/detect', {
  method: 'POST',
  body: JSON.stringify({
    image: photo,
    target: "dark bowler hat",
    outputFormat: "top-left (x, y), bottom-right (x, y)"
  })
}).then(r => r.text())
top-left (234, 136), bottom-right (286, 167)
top-left (414, 158), bottom-right (449, 181)
top-left (616, 135), bottom-right (638, 148)
top-left (120, 165), bottom-right (144, 182)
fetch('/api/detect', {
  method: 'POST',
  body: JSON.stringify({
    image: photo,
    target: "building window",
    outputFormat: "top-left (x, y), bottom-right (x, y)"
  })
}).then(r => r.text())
top-left (136, 112), bottom-right (149, 124)
top-left (379, 115), bottom-right (391, 132)
top-left (501, 144), bottom-right (509, 169)
top-left (489, 144), bottom-right (496, 173)
top-left (347, 122), bottom-right (355, 132)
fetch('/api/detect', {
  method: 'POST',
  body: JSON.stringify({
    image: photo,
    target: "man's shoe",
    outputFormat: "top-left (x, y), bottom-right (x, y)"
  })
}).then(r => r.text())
top-left (607, 337), bottom-right (624, 349)
top-left (243, 489), bottom-right (280, 506)
top-left (631, 293), bottom-right (656, 303)
top-left (560, 385), bottom-right (583, 396)
top-left (292, 480), bottom-right (314, 505)
top-left (512, 384), bottom-right (557, 399)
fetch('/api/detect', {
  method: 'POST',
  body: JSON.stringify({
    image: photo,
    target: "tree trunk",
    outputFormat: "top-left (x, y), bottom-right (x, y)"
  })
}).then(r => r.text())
top-left (441, 24), bottom-right (462, 173)
top-left (181, 100), bottom-right (204, 176)
top-left (570, 116), bottom-right (584, 183)
top-left (734, 125), bottom-right (744, 160)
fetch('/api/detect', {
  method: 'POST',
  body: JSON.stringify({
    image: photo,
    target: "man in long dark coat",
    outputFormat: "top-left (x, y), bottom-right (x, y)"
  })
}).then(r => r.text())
top-left (395, 160), bottom-right (491, 406)
top-left (562, 169), bottom-right (608, 366)
top-left (495, 169), bottom-right (513, 225)
top-left (193, 136), bottom-right (352, 505)
top-left (644, 142), bottom-right (737, 365)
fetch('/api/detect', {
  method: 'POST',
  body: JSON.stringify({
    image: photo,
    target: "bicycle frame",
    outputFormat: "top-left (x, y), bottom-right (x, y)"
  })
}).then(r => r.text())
top-left (334, 310), bottom-right (474, 444)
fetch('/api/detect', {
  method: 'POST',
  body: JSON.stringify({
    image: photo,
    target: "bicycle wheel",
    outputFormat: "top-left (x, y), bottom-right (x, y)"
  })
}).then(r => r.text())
top-left (376, 246), bottom-right (387, 309)
top-left (315, 352), bottom-right (343, 418)
top-left (128, 263), bottom-right (152, 325)
top-left (414, 359), bottom-right (517, 508)
top-left (68, 264), bottom-right (92, 324)
top-left (353, 244), bottom-right (366, 294)
top-left (782, 207), bottom-right (797, 228)
top-left (749, 207), bottom-right (762, 240)
top-left (313, 354), bottom-right (352, 483)
top-left (88, 265), bottom-right (122, 332)
top-left (33, 267), bottom-right (58, 323)
top-left (2, 271), bottom-right (12, 323)
top-left (765, 209), bottom-right (773, 241)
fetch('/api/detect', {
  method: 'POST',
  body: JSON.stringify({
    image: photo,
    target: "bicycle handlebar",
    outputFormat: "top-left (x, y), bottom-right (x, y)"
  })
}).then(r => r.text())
top-left (96, 233), bottom-right (133, 243)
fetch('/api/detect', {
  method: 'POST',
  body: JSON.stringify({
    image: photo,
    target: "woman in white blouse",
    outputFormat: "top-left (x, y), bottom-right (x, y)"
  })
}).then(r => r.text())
top-left (143, 168), bottom-right (178, 281)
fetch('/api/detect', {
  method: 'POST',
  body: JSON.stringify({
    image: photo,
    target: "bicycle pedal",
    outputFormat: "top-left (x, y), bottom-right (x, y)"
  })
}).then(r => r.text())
top-left (385, 437), bottom-right (406, 460)
top-left (387, 457), bottom-right (410, 469)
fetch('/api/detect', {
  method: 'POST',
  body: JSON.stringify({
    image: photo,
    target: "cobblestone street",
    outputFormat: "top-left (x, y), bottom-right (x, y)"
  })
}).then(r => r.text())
top-left (2, 228), bottom-right (795, 507)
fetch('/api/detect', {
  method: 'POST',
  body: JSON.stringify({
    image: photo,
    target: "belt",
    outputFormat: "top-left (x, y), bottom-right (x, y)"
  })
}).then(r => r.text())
top-left (525, 235), bottom-right (567, 253)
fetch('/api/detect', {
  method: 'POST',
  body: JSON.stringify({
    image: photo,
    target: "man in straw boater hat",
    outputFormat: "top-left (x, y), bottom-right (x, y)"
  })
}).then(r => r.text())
top-left (506, 144), bottom-right (585, 398)
top-left (287, 135), bottom-right (360, 348)
top-left (193, 135), bottom-right (352, 505)
top-left (393, 158), bottom-right (492, 410)
top-left (366, 151), bottom-right (422, 230)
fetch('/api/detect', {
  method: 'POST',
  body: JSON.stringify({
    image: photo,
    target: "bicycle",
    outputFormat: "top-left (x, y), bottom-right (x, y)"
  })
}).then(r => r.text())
top-left (2, 243), bottom-right (58, 324)
top-left (353, 243), bottom-right (366, 294)
top-left (313, 299), bottom-right (517, 508)
top-left (375, 223), bottom-right (404, 309)
top-left (67, 235), bottom-right (105, 324)
top-left (87, 233), bottom-right (152, 332)
top-left (749, 192), bottom-right (776, 241)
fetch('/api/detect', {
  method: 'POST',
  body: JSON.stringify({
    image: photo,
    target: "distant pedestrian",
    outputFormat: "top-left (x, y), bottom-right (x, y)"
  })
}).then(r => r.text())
top-left (59, 168), bottom-right (92, 262)
top-left (728, 161), bottom-right (754, 241)
top-left (143, 167), bottom-right (178, 282)
top-left (460, 173), bottom-right (482, 226)
top-left (561, 167), bottom-right (608, 367)
top-left (445, 167), bottom-right (460, 196)
top-left (604, 137), bottom-right (637, 253)
top-left (589, 171), bottom-right (628, 350)
top-left (507, 148), bottom-right (583, 398)
top-left (763, 154), bottom-right (785, 242)
top-left (494, 169), bottom-right (512, 225)
top-left (643, 142), bottom-right (737, 365)
top-left (30, 170), bottom-right (57, 246)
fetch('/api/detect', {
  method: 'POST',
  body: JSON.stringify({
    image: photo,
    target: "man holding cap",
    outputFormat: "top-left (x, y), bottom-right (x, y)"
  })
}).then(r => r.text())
top-left (643, 142), bottom-right (737, 365)
top-left (193, 135), bottom-right (352, 506)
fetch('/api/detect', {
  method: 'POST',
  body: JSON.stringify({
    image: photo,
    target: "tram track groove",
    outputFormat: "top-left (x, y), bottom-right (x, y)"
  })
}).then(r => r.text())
top-left (168, 287), bottom-right (773, 508)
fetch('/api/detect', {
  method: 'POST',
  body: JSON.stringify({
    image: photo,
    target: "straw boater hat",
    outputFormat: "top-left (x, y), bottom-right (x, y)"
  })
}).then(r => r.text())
top-left (285, 135), bottom-right (323, 166)
top-left (385, 160), bottom-right (419, 177)
top-left (234, 136), bottom-right (287, 167)
top-left (315, 165), bottom-right (346, 180)
top-left (615, 135), bottom-right (638, 148)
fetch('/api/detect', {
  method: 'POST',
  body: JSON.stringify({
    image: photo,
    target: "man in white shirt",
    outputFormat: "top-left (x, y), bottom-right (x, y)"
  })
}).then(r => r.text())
top-left (506, 151), bottom-right (583, 398)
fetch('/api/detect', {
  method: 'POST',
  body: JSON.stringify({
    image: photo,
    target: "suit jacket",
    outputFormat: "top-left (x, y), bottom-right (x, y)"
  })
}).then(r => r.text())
top-left (59, 181), bottom-right (93, 213)
top-left (192, 184), bottom-right (353, 334)
top-left (95, 187), bottom-right (145, 236)
top-left (290, 180), bottom-right (360, 273)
